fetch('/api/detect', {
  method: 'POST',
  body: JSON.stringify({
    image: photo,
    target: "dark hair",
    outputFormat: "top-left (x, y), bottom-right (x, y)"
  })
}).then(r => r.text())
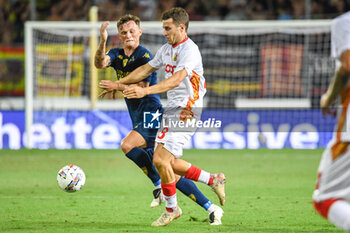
top-left (161, 7), bottom-right (189, 31)
top-left (117, 14), bottom-right (141, 29)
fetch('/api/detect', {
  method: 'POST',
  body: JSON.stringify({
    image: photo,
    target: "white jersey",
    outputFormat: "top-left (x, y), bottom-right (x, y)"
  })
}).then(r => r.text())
top-left (149, 37), bottom-right (206, 109)
top-left (331, 11), bottom-right (350, 59)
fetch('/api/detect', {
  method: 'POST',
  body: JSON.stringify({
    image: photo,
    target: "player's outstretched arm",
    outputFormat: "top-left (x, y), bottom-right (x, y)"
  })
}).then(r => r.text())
top-left (94, 21), bottom-right (111, 69)
top-left (118, 63), bottom-right (156, 85)
top-left (123, 69), bottom-right (187, 99)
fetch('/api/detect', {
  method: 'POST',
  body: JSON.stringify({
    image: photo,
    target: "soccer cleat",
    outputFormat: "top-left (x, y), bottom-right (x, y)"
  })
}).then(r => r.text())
top-left (150, 188), bottom-right (164, 208)
top-left (209, 205), bottom-right (224, 225)
top-left (151, 206), bottom-right (182, 226)
top-left (210, 173), bottom-right (226, 206)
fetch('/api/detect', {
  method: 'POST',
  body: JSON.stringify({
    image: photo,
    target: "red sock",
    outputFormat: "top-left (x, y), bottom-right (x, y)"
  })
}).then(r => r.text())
top-left (184, 165), bottom-right (201, 181)
top-left (185, 165), bottom-right (213, 185)
top-left (313, 199), bottom-right (339, 218)
top-left (161, 181), bottom-right (177, 212)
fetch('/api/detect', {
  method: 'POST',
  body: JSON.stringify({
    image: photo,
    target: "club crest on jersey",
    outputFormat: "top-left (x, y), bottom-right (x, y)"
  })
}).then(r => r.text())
top-left (172, 53), bottom-right (178, 61)
top-left (123, 59), bottom-right (128, 67)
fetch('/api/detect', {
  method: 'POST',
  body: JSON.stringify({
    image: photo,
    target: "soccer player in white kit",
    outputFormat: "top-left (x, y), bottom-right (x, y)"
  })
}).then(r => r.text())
top-left (116, 7), bottom-right (226, 226)
top-left (313, 11), bottom-right (350, 232)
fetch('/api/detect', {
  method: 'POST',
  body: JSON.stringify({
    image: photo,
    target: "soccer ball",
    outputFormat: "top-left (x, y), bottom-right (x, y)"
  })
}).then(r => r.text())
top-left (57, 165), bottom-right (86, 192)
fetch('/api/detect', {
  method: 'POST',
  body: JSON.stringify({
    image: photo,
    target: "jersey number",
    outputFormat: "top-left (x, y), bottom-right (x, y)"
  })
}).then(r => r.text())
top-left (157, 127), bottom-right (169, 139)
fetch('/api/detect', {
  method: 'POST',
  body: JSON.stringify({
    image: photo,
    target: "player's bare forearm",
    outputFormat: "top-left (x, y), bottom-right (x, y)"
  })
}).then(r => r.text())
top-left (123, 69), bottom-right (187, 99)
top-left (119, 63), bottom-right (156, 84)
top-left (321, 66), bottom-right (349, 116)
top-left (94, 21), bottom-right (111, 69)
top-left (323, 66), bottom-right (349, 106)
top-left (94, 42), bottom-right (111, 69)
top-left (145, 69), bottom-right (187, 95)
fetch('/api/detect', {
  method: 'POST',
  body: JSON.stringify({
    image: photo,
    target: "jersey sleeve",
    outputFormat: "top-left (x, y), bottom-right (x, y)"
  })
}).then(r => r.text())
top-left (174, 45), bottom-right (201, 75)
top-left (138, 48), bottom-right (155, 83)
top-left (148, 45), bottom-right (164, 69)
top-left (106, 48), bottom-right (118, 64)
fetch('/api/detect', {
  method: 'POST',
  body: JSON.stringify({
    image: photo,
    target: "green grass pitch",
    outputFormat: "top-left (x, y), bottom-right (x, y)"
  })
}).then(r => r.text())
top-left (0, 149), bottom-right (343, 233)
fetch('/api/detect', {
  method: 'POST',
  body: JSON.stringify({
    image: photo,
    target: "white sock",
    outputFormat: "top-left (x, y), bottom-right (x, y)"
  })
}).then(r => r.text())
top-left (164, 193), bottom-right (177, 211)
top-left (198, 170), bottom-right (211, 184)
top-left (328, 200), bottom-right (350, 231)
top-left (154, 184), bottom-right (161, 190)
top-left (207, 203), bottom-right (216, 214)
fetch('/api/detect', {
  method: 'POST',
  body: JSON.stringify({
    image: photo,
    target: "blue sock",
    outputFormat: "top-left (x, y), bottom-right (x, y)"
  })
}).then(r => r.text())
top-left (125, 147), bottom-right (160, 185)
top-left (145, 148), bottom-right (161, 187)
top-left (176, 177), bottom-right (213, 211)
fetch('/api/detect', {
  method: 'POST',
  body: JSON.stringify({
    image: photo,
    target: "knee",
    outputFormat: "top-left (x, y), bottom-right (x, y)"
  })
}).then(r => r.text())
top-left (152, 152), bottom-right (162, 169)
top-left (120, 139), bottom-right (134, 154)
top-left (153, 152), bottom-right (167, 170)
top-left (313, 199), bottom-right (339, 219)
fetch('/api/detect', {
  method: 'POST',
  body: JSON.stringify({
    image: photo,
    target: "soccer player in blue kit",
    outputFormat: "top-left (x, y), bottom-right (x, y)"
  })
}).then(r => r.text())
top-left (96, 14), bottom-right (223, 225)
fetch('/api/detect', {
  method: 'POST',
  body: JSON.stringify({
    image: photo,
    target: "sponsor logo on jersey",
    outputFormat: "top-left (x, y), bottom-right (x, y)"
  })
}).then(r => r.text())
top-left (165, 64), bottom-right (176, 74)
top-left (116, 70), bottom-right (130, 80)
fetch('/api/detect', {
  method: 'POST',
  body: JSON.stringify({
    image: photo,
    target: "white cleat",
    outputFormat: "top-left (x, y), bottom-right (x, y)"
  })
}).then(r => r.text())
top-left (210, 173), bottom-right (226, 206)
top-left (151, 206), bottom-right (182, 226)
top-left (209, 205), bottom-right (224, 225)
top-left (150, 188), bottom-right (164, 208)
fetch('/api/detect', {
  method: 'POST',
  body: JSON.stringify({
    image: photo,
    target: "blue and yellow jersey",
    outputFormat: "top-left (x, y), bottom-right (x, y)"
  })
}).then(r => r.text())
top-left (107, 45), bottom-right (161, 129)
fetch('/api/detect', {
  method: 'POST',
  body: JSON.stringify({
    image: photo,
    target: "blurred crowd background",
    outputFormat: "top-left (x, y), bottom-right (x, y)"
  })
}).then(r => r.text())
top-left (1, 0), bottom-right (350, 46)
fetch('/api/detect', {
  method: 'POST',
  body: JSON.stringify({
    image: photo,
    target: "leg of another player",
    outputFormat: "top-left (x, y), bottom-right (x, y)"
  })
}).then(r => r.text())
top-left (121, 130), bottom-right (161, 190)
top-left (173, 158), bottom-right (226, 206)
top-left (175, 176), bottom-right (223, 225)
top-left (151, 143), bottom-right (181, 226)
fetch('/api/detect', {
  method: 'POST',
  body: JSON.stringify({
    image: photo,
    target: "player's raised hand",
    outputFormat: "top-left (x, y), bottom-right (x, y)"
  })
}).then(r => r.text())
top-left (100, 21), bottom-right (110, 42)
top-left (123, 86), bottom-right (147, 99)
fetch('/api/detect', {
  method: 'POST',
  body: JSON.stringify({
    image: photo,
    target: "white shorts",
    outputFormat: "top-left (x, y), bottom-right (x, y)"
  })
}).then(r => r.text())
top-left (331, 13), bottom-right (350, 59)
top-left (313, 139), bottom-right (350, 202)
top-left (154, 105), bottom-right (201, 158)
top-left (155, 131), bottom-right (193, 158)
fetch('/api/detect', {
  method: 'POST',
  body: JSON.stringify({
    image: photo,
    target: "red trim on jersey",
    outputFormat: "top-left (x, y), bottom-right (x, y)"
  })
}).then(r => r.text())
top-left (172, 37), bottom-right (189, 48)
top-left (331, 84), bottom-right (350, 160)
top-left (184, 165), bottom-right (201, 181)
top-left (161, 181), bottom-right (176, 196)
top-left (313, 199), bottom-right (339, 219)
